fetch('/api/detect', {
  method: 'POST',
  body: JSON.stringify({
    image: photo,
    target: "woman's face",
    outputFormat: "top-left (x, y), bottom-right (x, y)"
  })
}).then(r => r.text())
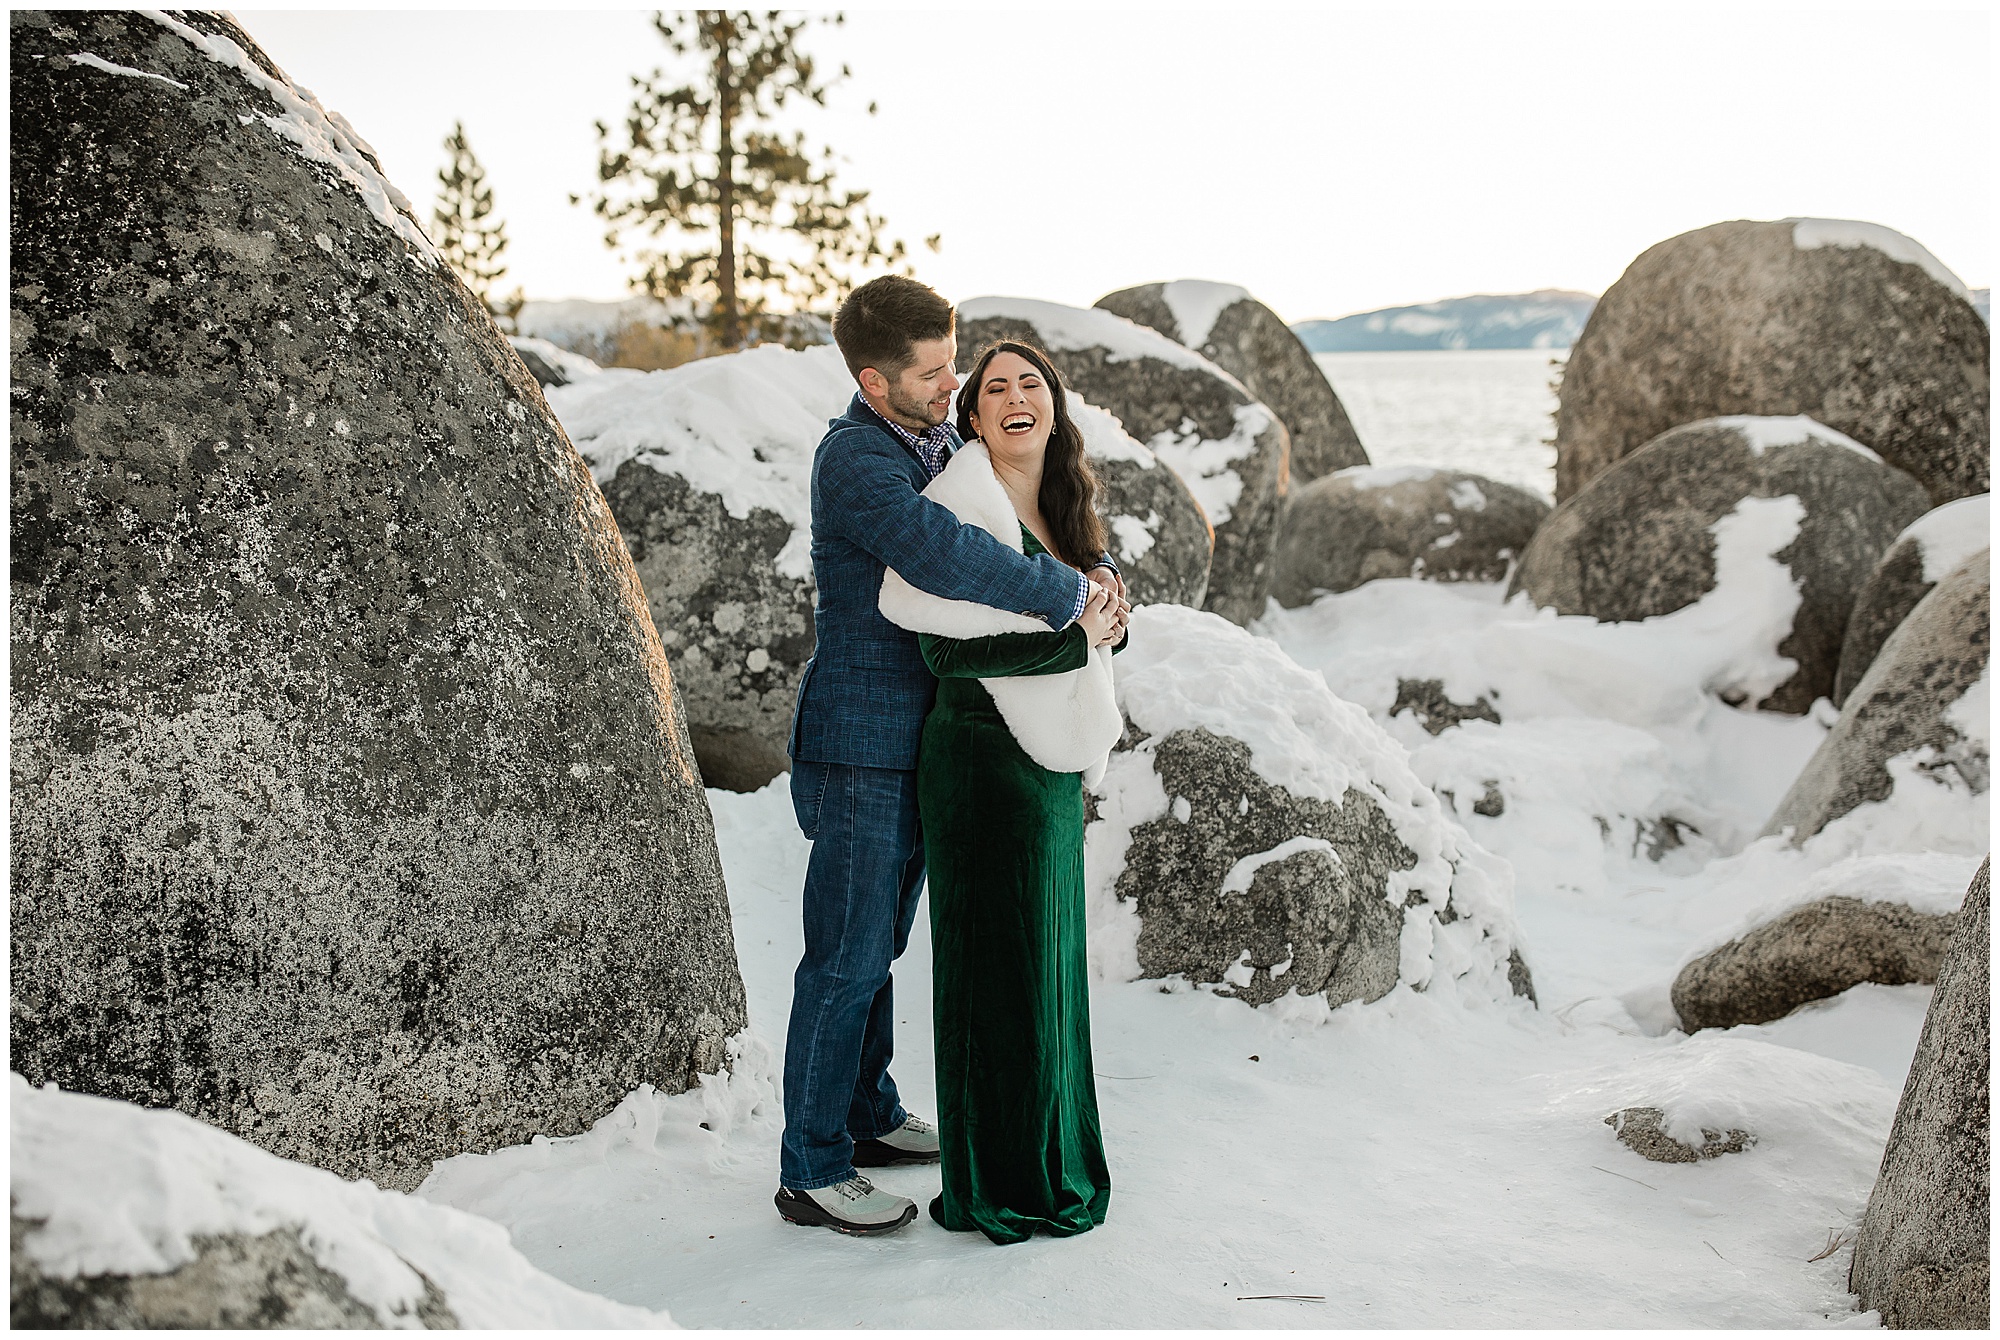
top-left (968, 351), bottom-right (1056, 464)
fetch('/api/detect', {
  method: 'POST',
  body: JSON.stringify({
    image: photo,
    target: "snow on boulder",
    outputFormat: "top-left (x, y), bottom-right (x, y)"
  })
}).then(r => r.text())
top-left (1271, 465), bottom-right (1551, 604)
top-left (8, 1075), bottom-right (672, 1329)
top-left (1763, 552), bottom-right (1989, 845)
top-left (1553, 218), bottom-right (1989, 505)
top-left (549, 345), bottom-right (843, 791)
top-left (1834, 495), bottom-right (1990, 708)
top-left (1059, 391), bottom-right (1214, 609)
top-left (959, 296), bottom-right (1292, 624)
top-left (1096, 280), bottom-right (1368, 482)
top-left (9, 10), bottom-right (745, 1190)
top-left (1847, 858), bottom-right (1989, 1329)
top-left (1085, 605), bottom-right (1533, 1008)
top-left (1670, 898), bottom-right (1959, 1032)
top-left (1511, 417), bottom-right (1931, 713)
top-left (507, 334), bottom-right (604, 389)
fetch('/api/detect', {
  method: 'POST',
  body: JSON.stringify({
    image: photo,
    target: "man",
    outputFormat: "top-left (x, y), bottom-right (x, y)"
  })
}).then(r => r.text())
top-left (775, 276), bottom-right (1128, 1235)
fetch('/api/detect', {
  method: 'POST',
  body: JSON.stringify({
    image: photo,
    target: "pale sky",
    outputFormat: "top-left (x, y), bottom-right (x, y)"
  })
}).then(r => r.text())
top-left (233, 7), bottom-right (1992, 324)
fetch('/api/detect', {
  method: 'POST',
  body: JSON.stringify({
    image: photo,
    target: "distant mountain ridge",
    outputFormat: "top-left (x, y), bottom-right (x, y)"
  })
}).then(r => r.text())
top-left (1294, 290), bottom-right (1597, 352)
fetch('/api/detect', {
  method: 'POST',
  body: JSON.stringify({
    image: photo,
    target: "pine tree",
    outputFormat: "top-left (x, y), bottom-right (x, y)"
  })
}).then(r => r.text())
top-left (433, 121), bottom-right (514, 322)
top-left (584, 11), bottom-right (932, 349)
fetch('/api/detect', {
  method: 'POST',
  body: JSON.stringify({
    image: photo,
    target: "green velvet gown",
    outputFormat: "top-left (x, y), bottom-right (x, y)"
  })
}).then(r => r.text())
top-left (916, 529), bottom-right (1117, 1246)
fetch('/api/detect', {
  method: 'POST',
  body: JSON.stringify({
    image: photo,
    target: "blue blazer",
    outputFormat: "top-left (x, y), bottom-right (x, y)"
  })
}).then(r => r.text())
top-left (789, 394), bottom-right (1089, 770)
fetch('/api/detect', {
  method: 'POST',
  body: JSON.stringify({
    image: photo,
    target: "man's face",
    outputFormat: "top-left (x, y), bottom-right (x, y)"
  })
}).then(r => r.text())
top-left (874, 335), bottom-right (959, 430)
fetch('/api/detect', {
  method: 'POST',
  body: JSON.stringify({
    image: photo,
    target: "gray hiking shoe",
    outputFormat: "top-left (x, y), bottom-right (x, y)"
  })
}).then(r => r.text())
top-left (853, 1114), bottom-right (940, 1167)
top-left (774, 1175), bottom-right (918, 1235)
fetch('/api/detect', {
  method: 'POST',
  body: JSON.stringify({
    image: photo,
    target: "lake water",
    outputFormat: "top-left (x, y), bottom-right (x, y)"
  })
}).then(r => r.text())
top-left (1315, 348), bottom-right (1564, 501)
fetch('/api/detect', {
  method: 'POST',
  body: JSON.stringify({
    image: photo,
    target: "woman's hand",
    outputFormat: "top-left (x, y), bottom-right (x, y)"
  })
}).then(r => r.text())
top-left (1078, 584), bottom-right (1127, 649)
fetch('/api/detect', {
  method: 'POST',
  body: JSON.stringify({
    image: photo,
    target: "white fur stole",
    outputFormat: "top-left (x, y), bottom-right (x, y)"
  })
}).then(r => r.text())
top-left (878, 442), bottom-right (1120, 786)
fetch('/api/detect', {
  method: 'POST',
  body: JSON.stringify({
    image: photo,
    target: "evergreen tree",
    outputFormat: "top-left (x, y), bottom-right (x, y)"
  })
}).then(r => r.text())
top-left (433, 121), bottom-right (514, 322)
top-left (585, 11), bottom-right (931, 349)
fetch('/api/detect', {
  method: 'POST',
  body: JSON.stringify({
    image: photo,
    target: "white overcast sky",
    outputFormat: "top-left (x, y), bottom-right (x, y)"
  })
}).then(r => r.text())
top-left (233, 6), bottom-right (1991, 324)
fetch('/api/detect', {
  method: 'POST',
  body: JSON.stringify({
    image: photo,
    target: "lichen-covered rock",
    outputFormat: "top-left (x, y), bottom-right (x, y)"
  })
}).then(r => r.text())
top-left (8, 1075), bottom-right (669, 1328)
top-left (1554, 218), bottom-right (1989, 505)
top-left (548, 345), bottom-right (840, 791)
top-left (9, 9), bottom-right (744, 1190)
top-left (1671, 897), bottom-right (1959, 1031)
top-left (1849, 858), bottom-right (1990, 1329)
top-left (1835, 495), bottom-right (1990, 708)
top-left (1273, 466), bottom-right (1550, 604)
top-left (1064, 393), bottom-right (1213, 610)
top-left (1603, 1107), bottom-right (1754, 1163)
top-left (1512, 417), bottom-right (1931, 713)
top-left (1086, 605), bottom-right (1532, 1008)
top-left (1095, 280), bottom-right (1368, 482)
top-left (1764, 552), bottom-right (1989, 844)
top-left (10, 1219), bottom-right (453, 1330)
top-left (959, 296), bottom-right (1290, 624)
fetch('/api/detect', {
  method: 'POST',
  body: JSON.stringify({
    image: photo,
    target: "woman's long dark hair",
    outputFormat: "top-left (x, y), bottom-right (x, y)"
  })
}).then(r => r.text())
top-left (954, 339), bottom-right (1109, 571)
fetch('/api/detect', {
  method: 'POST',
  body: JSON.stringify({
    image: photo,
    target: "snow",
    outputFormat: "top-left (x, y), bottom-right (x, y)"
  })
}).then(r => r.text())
top-left (9, 1076), bottom-right (673, 1328)
top-left (1254, 480), bottom-right (1985, 1022)
top-left (1095, 603), bottom-right (1523, 999)
top-left (1788, 218), bottom-right (1971, 300)
top-left (1896, 493), bottom-right (1990, 582)
top-left (1702, 414), bottom-right (1884, 463)
top-left (1144, 403), bottom-right (1271, 527)
top-left (959, 295), bottom-right (1252, 392)
top-left (65, 51), bottom-right (188, 88)
top-left (1065, 388), bottom-right (1156, 465)
top-left (140, 10), bottom-right (440, 269)
top-left (1448, 477), bottom-right (1489, 511)
top-left (1109, 511), bottom-right (1161, 563)
top-left (545, 343), bottom-right (854, 580)
top-left (412, 773), bottom-right (1909, 1327)
top-left (1221, 835), bottom-right (1339, 895)
top-left (1158, 279), bottom-right (1249, 348)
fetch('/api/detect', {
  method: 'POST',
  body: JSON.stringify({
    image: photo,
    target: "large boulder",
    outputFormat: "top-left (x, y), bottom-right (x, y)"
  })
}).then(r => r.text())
top-left (1671, 897), bottom-right (1958, 1031)
top-left (9, 1075), bottom-right (669, 1328)
top-left (9, 10), bottom-right (745, 1191)
top-left (1095, 280), bottom-right (1368, 482)
top-left (1764, 552), bottom-right (1989, 844)
top-left (1848, 858), bottom-right (1990, 1329)
top-left (1511, 417), bottom-right (1931, 712)
top-left (1272, 465), bottom-right (1550, 605)
top-left (1063, 393), bottom-right (1214, 610)
top-left (959, 296), bottom-right (1291, 624)
top-left (1553, 218), bottom-right (1989, 505)
top-left (549, 345), bottom-right (836, 791)
top-left (1086, 605), bottom-right (1534, 1008)
top-left (1834, 495), bottom-right (1990, 707)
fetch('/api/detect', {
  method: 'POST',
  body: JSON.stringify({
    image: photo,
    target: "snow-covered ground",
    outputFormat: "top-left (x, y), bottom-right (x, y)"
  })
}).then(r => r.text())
top-left (416, 553), bottom-right (1982, 1327)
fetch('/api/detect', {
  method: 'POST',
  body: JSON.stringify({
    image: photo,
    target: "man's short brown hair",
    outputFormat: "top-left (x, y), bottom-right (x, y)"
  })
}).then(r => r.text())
top-left (833, 276), bottom-right (955, 383)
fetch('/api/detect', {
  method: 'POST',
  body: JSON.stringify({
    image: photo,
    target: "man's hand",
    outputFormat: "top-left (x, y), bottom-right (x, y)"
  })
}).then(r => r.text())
top-left (1078, 584), bottom-right (1123, 649)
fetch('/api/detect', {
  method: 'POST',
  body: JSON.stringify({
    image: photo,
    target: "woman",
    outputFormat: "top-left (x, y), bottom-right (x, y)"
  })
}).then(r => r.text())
top-left (887, 339), bottom-right (1126, 1244)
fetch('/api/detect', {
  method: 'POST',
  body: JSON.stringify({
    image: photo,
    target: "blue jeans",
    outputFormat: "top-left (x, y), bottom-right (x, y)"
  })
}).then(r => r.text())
top-left (779, 760), bottom-right (926, 1190)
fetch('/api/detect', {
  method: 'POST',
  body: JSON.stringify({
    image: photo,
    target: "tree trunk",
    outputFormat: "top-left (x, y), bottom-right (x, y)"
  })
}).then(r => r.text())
top-left (713, 20), bottom-right (739, 349)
